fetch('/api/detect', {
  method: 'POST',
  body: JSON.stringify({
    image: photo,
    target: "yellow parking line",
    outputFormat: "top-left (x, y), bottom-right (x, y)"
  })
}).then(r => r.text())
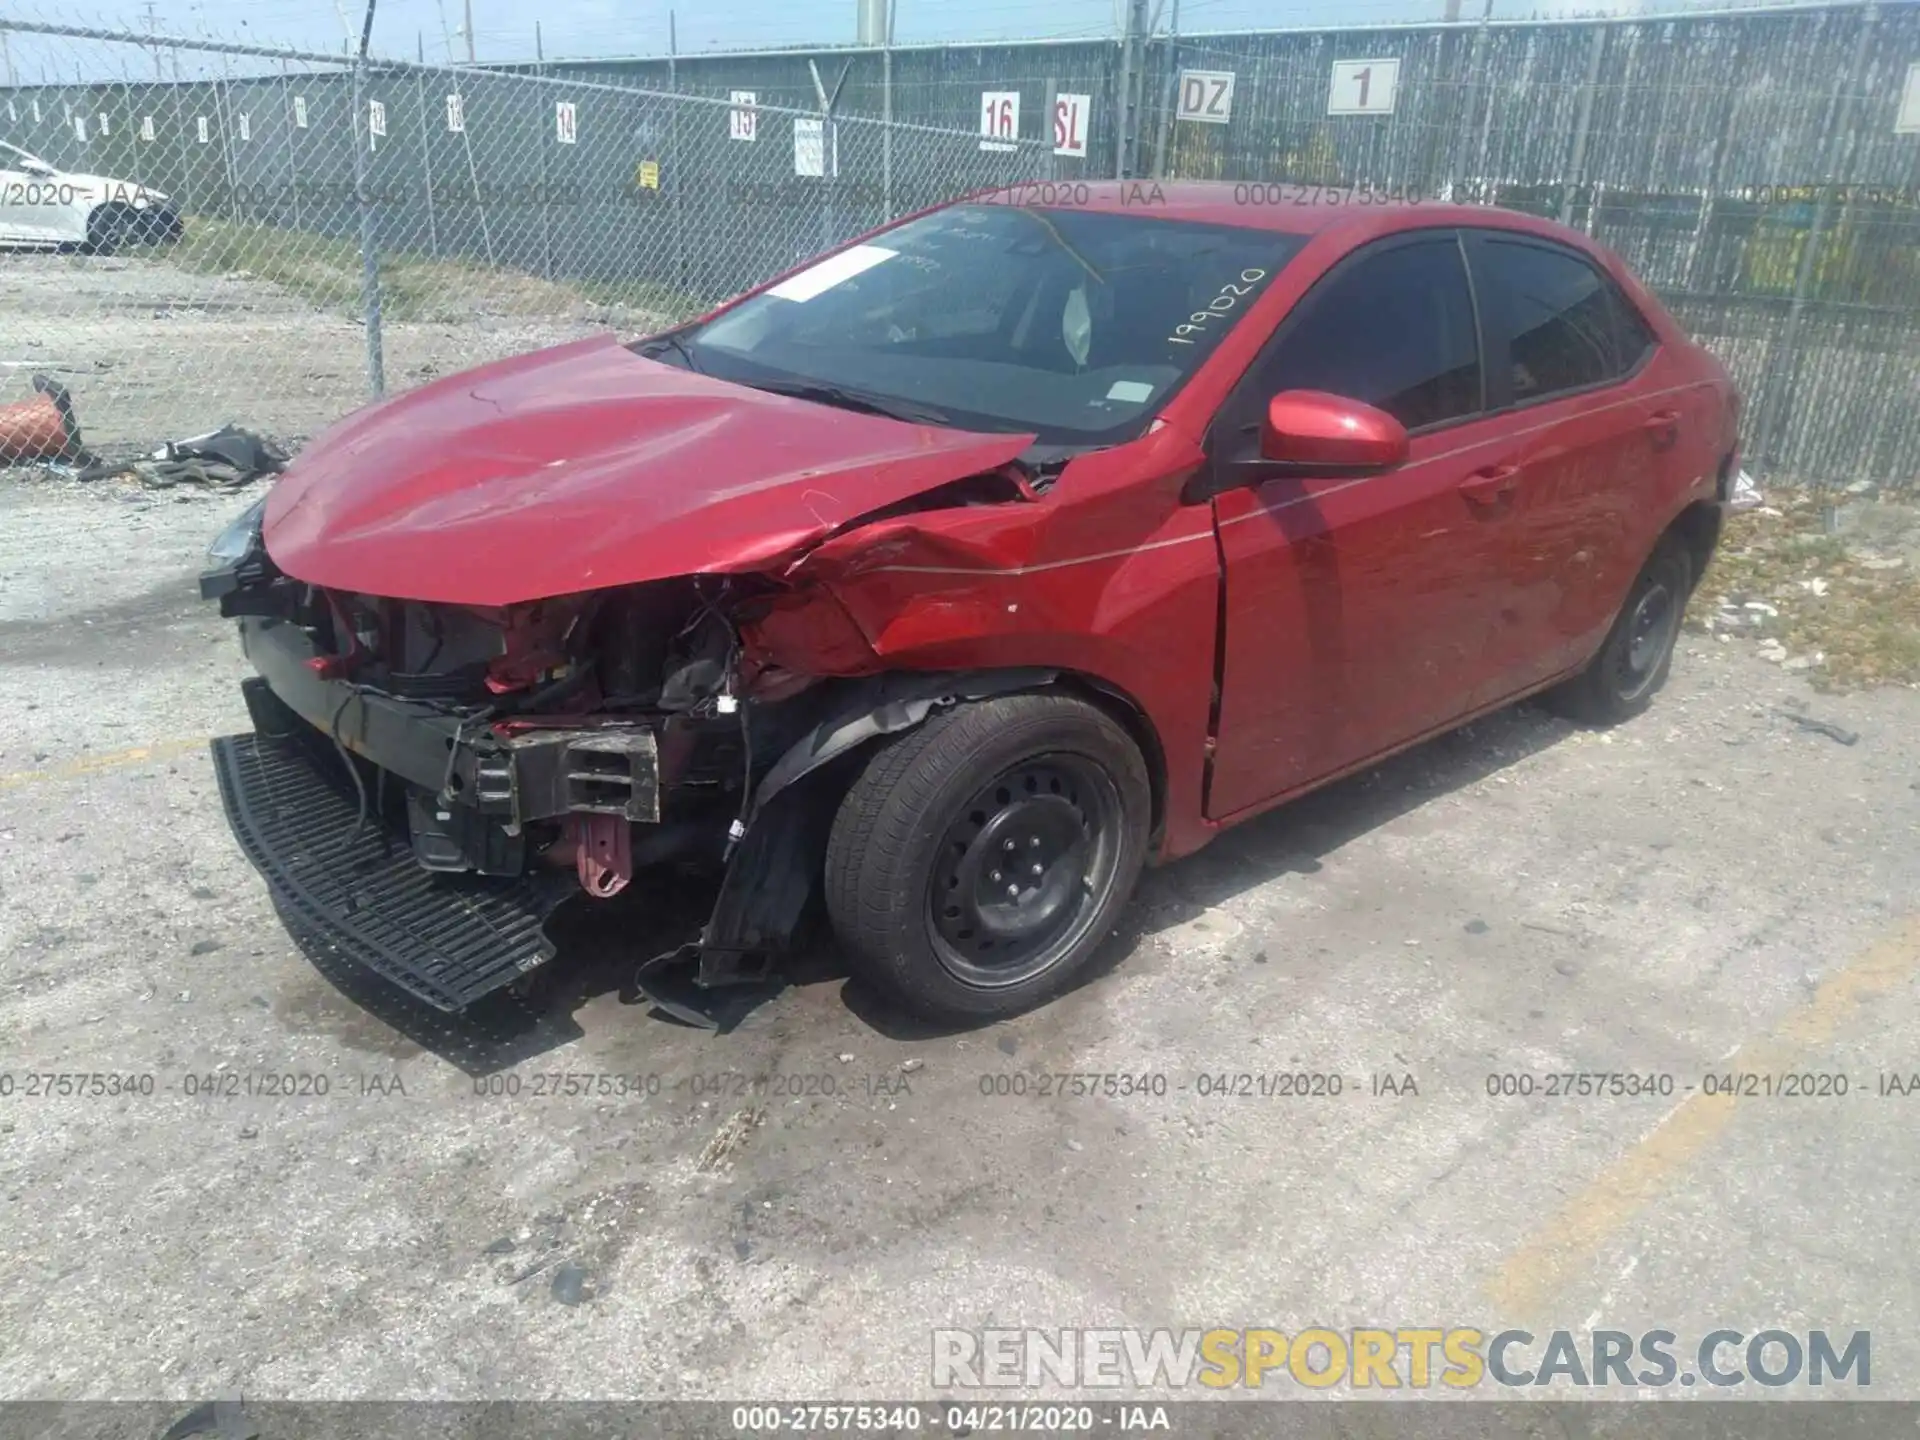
top-left (1484, 913), bottom-right (1920, 1320)
top-left (0, 738), bottom-right (208, 792)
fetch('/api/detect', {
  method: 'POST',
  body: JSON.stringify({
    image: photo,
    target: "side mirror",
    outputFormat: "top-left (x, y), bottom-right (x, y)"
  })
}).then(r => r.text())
top-left (1259, 390), bottom-right (1409, 473)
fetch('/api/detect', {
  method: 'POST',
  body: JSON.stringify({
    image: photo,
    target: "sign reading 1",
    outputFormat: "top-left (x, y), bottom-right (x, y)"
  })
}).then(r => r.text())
top-left (1328, 58), bottom-right (1400, 116)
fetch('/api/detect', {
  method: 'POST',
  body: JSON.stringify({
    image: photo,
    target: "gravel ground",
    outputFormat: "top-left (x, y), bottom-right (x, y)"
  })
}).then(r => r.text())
top-left (4, 473), bottom-right (1920, 1409)
top-left (1, 251), bottom-right (614, 453)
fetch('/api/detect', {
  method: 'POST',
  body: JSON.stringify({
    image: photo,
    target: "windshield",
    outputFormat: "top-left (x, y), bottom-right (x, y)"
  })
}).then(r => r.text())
top-left (668, 204), bottom-right (1304, 447)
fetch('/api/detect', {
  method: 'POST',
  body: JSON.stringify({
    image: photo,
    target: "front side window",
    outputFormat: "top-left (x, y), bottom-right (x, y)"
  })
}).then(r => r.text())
top-left (1252, 237), bottom-right (1483, 432)
top-left (666, 204), bottom-right (1305, 447)
top-left (1483, 238), bottom-right (1642, 402)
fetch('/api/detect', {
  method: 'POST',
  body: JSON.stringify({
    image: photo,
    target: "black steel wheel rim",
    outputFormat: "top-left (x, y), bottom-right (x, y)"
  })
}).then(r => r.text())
top-left (1614, 576), bottom-right (1678, 701)
top-left (926, 753), bottom-right (1123, 989)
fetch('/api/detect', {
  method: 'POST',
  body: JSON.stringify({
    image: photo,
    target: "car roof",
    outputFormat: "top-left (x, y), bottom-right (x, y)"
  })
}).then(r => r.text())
top-left (958, 179), bottom-right (1587, 248)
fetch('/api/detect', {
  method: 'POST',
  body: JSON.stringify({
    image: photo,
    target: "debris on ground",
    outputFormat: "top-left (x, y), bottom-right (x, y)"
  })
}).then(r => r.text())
top-left (1689, 489), bottom-right (1920, 690)
top-left (0, 374), bottom-right (90, 466)
top-left (74, 424), bottom-right (289, 489)
top-left (1775, 708), bottom-right (1861, 746)
top-left (1729, 468), bottom-right (1763, 511)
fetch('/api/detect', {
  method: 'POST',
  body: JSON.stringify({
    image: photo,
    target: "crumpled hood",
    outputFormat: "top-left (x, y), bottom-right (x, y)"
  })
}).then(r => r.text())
top-left (263, 333), bottom-right (1034, 607)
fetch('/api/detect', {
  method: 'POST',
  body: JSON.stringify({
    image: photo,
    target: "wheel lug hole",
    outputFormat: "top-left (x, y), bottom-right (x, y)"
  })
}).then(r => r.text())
top-left (990, 870), bottom-right (1001, 883)
top-left (1030, 863), bottom-right (1042, 876)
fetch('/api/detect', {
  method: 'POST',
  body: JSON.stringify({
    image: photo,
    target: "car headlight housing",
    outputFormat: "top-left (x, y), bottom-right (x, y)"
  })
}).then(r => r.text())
top-left (206, 495), bottom-right (267, 567)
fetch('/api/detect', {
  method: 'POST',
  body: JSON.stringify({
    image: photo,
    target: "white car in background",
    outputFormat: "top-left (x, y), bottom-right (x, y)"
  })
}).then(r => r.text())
top-left (0, 141), bottom-right (183, 251)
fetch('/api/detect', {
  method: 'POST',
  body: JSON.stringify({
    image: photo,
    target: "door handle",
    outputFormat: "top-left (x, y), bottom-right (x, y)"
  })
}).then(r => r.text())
top-left (1645, 409), bottom-right (1681, 451)
top-left (1458, 463), bottom-right (1520, 507)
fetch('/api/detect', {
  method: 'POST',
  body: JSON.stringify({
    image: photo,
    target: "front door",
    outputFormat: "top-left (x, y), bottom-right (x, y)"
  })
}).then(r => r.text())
top-left (1205, 232), bottom-right (1519, 821)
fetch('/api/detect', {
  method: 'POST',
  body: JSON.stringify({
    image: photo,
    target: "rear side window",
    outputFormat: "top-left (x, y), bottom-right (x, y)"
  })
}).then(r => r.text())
top-left (1254, 237), bottom-right (1482, 431)
top-left (1481, 238), bottom-right (1652, 403)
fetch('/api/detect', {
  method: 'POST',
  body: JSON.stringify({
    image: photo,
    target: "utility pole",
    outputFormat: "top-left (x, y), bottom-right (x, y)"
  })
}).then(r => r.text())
top-left (1114, 0), bottom-right (1150, 177)
top-left (463, 0), bottom-right (476, 63)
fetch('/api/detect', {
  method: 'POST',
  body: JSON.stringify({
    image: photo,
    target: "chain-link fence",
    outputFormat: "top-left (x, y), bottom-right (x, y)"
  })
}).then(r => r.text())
top-left (0, 14), bottom-right (1053, 450)
top-left (3, 3), bottom-right (1918, 489)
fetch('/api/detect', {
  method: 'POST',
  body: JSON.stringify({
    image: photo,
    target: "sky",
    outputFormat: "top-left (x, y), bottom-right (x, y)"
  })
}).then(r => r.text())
top-left (12, 0), bottom-right (1491, 73)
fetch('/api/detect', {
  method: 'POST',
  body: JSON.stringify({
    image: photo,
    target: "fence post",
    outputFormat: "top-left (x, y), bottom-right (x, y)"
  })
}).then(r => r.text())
top-left (1557, 24), bottom-right (1605, 228)
top-left (1755, 1), bottom-right (1877, 476)
top-left (881, 39), bottom-right (893, 218)
top-left (415, 33), bottom-right (439, 258)
top-left (351, 45), bottom-right (385, 398)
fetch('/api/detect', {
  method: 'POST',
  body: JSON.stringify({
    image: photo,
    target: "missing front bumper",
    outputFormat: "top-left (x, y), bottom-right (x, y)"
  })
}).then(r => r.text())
top-left (211, 729), bottom-right (576, 1010)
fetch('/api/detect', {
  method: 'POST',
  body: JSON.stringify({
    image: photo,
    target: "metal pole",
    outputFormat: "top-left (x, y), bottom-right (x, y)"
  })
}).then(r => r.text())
top-left (353, 0), bottom-right (385, 399)
top-left (669, 11), bottom-right (684, 292)
top-left (881, 24), bottom-right (893, 217)
top-left (1556, 23), bottom-right (1604, 228)
top-left (416, 32), bottom-right (439, 257)
top-left (536, 21), bottom-right (552, 281)
top-left (1151, 0), bottom-right (1179, 179)
top-left (463, 0), bottom-right (475, 64)
top-left (1114, 0), bottom-right (1147, 177)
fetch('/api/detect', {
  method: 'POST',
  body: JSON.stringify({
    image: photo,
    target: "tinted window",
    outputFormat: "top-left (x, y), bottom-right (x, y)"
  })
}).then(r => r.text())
top-left (671, 205), bottom-right (1305, 447)
top-left (1485, 239), bottom-right (1643, 401)
top-left (1611, 285), bottom-right (1659, 372)
top-left (1257, 238), bottom-right (1482, 431)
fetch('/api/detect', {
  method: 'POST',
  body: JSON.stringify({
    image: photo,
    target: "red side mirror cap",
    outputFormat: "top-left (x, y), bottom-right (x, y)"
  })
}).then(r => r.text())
top-left (1260, 390), bottom-right (1409, 472)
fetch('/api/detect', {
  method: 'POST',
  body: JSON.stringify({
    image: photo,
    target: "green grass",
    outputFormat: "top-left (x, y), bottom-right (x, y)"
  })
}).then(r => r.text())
top-left (167, 216), bottom-right (703, 328)
top-left (1688, 498), bottom-right (1920, 691)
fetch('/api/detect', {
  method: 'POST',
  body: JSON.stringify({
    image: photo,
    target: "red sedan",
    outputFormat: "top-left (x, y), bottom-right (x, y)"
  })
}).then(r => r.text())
top-left (202, 183), bottom-right (1739, 1024)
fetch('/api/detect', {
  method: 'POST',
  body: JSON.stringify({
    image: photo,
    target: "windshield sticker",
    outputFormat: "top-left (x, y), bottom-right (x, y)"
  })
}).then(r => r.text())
top-left (1106, 380), bottom-right (1155, 403)
top-left (1166, 267), bottom-right (1271, 345)
top-left (768, 244), bottom-right (898, 303)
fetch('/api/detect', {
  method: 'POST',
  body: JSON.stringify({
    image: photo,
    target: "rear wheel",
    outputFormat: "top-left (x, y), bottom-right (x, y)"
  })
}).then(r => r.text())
top-left (84, 205), bottom-right (129, 255)
top-left (824, 693), bottom-right (1150, 1022)
top-left (1547, 535), bottom-right (1691, 724)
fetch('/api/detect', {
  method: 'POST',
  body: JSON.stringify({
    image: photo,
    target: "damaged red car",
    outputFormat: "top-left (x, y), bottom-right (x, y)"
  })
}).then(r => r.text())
top-left (202, 184), bottom-right (1738, 1023)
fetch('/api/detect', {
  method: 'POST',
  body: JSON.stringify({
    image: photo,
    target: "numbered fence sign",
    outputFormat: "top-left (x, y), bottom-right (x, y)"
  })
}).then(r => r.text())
top-left (980, 91), bottom-right (1019, 152)
top-left (73, 115), bottom-right (88, 141)
top-left (97, 114), bottom-right (110, 136)
top-left (32, 100), bottom-right (41, 123)
top-left (196, 116), bottom-right (210, 143)
top-left (292, 96), bottom-right (308, 129)
top-left (1329, 58), bottom-right (1400, 115)
top-left (1899, 62), bottom-right (1920, 134)
top-left (1176, 70), bottom-right (1235, 125)
top-left (1053, 92), bottom-right (1091, 157)
top-left (729, 91), bottom-right (757, 142)
top-left (368, 100), bottom-right (386, 139)
top-left (238, 113), bottom-right (251, 142)
top-left (446, 93), bottom-right (465, 133)
top-left (140, 115), bottom-right (155, 142)
top-left (556, 101), bottom-right (577, 145)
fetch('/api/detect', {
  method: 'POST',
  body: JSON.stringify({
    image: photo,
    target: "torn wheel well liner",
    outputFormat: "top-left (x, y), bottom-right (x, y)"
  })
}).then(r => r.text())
top-left (696, 664), bottom-right (1170, 982)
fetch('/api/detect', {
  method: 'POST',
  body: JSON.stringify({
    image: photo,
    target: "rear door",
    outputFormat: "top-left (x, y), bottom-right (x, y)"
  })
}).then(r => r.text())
top-left (1461, 231), bottom-right (1671, 699)
top-left (1206, 230), bottom-right (1528, 820)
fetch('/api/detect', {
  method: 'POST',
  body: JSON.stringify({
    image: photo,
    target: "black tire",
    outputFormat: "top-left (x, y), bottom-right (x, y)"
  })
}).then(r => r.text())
top-left (824, 692), bottom-right (1151, 1022)
top-left (84, 205), bottom-right (128, 256)
top-left (1547, 534), bottom-right (1692, 725)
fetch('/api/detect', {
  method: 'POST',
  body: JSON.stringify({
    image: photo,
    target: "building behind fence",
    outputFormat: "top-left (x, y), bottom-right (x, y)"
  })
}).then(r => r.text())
top-left (2, 1), bottom-right (1918, 486)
